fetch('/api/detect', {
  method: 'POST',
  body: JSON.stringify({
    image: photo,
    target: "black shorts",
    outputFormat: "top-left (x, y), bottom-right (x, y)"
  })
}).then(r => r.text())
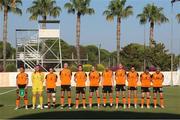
top-left (90, 86), bottom-right (99, 92)
top-left (128, 87), bottom-right (137, 91)
top-left (141, 87), bottom-right (150, 92)
top-left (76, 87), bottom-right (85, 94)
top-left (18, 84), bottom-right (26, 89)
top-left (61, 85), bottom-right (71, 91)
top-left (47, 88), bottom-right (56, 93)
top-left (103, 86), bottom-right (112, 93)
top-left (116, 85), bottom-right (126, 91)
top-left (153, 87), bottom-right (163, 93)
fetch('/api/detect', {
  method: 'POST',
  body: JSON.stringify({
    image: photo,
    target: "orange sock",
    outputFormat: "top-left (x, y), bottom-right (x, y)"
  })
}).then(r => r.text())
top-left (110, 97), bottom-right (113, 104)
top-left (128, 97), bottom-right (131, 105)
top-left (134, 97), bottom-right (137, 104)
top-left (89, 97), bottom-right (92, 105)
top-left (116, 97), bottom-right (119, 105)
top-left (68, 97), bottom-right (71, 106)
top-left (24, 99), bottom-right (28, 106)
top-left (123, 97), bottom-right (126, 104)
top-left (154, 98), bottom-right (157, 106)
top-left (160, 97), bottom-right (164, 106)
top-left (141, 97), bottom-right (144, 106)
top-left (82, 98), bottom-right (86, 106)
top-left (16, 99), bottom-right (20, 107)
top-left (147, 97), bottom-right (150, 106)
top-left (76, 98), bottom-right (79, 107)
top-left (97, 97), bottom-right (100, 105)
top-left (103, 97), bottom-right (106, 105)
top-left (61, 97), bottom-right (64, 106)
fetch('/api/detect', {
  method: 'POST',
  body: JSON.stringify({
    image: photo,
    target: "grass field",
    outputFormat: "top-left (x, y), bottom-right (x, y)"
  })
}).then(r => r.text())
top-left (0, 86), bottom-right (180, 119)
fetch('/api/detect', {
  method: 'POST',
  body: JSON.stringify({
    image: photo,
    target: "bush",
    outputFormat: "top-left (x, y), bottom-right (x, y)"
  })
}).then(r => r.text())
top-left (6, 64), bottom-right (17, 72)
top-left (70, 64), bottom-right (77, 72)
top-left (96, 64), bottom-right (105, 72)
top-left (83, 64), bottom-right (92, 72)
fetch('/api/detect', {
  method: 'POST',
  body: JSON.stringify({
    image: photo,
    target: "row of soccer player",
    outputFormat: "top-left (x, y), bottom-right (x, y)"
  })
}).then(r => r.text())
top-left (15, 63), bottom-right (165, 110)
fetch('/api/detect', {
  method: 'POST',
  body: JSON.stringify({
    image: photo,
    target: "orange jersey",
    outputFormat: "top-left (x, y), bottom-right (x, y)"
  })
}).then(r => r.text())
top-left (127, 71), bottom-right (139, 87)
top-left (140, 73), bottom-right (151, 87)
top-left (74, 71), bottom-right (87, 87)
top-left (16, 72), bottom-right (28, 85)
top-left (60, 68), bottom-right (72, 85)
top-left (89, 71), bottom-right (100, 87)
top-left (102, 70), bottom-right (113, 86)
top-left (152, 72), bottom-right (164, 87)
top-left (45, 73), bottom-right (57, 88)
top-left (115, 69), bottom-right (126, 85)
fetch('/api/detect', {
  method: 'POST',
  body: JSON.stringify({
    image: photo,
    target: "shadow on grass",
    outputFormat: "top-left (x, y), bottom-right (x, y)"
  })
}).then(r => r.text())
top-left (13, 110), bottom-right (180, 119)
top-left (0, 104), bottom-right (4, 108)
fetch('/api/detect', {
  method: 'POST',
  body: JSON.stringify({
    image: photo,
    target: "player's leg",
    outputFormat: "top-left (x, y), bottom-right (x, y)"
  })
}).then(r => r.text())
top-left (95, 88), bottom-right (100, 108)
top-left (103, 92), bottom-right (107, 107)
top-left (115, 85), bottom-right (120, 109)
top-left (122, 88), bottom-right (127, 109)
top-left (24, 88), bottom-right (28, 109)
top-left (127, 89), bottom-right (131, 108)
top-left (15, 89), bottom-right (20, 110)
top-left (159, 88), bottom-right (164, 108)
top-left (153, 88), bottom-right (157, 108)
top-left (67, 89), bottom-right (72, 109)
top-left (146, 91), bottom-right (150, 108)
top-left (47, 91), bottom-right (51, 109)
top-left (52, 89), bottom-right (56, 108)
top-left (38, 91), bottom-right (43, 109)
top-left (60, 90), bottom-right (65, 109)
top-left (133, 89), bottom-right (138, 108)
top-left (89, 90), bottom-right (93, 108)
top-left (75, 88), bottom-right (80, 109)
top-left (32, 90), bottom-right (37, 109)
top-left (109, 91), bottom-right (113, 107)
top-left (82, 88), bottom-right (86, 109)
top-left (141, 91), bottom-right (145, 108)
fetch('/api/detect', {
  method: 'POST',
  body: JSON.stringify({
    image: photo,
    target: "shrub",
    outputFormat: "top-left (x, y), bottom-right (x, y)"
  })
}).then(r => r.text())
top-left (70, 64), bottom-right (77, 72)
top-left (96, 64), bottom-right (105, 72)
top-left (6, 64), bottom-right (17, 72)
top-left (83, 64), bottom-right (92, 72)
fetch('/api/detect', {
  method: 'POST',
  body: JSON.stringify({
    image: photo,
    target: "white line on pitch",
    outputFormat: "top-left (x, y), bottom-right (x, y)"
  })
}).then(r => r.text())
top-left (0, 88), bottom-right (16, 96)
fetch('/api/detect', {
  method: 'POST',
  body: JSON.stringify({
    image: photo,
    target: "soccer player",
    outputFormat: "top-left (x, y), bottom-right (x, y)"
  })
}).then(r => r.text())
top-left (151, 67), bottom-right (165, 109)
top-left (74, 65), bottom-right (87, 109)
top-left (127, 66), bottom-right (139, 109)
top-left (31, 65), bottom-right (44, 109)
top-left (45, 68), bottom-right (57, 109)
top-left (89, 66), bottom-right (101, 108)
top-left (102, 67), bottom-right (113, 107)
top-left (115, 64), bottom-right (127, 109)
top-left (15, 67), bottom-right (29, 110)
top-left (140, 67), bottom-right (151, 109)
top-left (60, 63), bottom-right (72, 109)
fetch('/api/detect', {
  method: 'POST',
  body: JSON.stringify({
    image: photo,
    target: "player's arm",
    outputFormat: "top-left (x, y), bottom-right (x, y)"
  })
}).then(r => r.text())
top-left (136, 73), bottom-right (139, 83)
top-left (16, 75), bottom-right (19, 89)
top-left (85, 73), bottom-right (87, 82)
top-left (98, 73), bottom-right (101, 83)
top-left (162, 74), bottom-right (164, 83)
top-left (25, 74), bottom-right (29, 89)
top-left (151, 74), bottom-right (154, 83)
top-left (59, 71), bottom-right (62, 82)
top-left (111, 72), bottom-right (114, 86)
top-left (140, 74), bottom-right (142, 83)
top-left (127, 73), bottom-right (129, 82)
top-left (45, 75), bottom-right (47, 90)
top-left (101, 72), bottom-right (104, 87)
top-left (41, 73), bottom-right (45, 83)
top-left (74, 73), bottom-right (77, 83)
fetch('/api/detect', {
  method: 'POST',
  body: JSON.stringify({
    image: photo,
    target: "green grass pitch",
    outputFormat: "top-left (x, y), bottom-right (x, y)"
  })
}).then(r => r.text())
top-left (0, 86), bottom-right (180, 119)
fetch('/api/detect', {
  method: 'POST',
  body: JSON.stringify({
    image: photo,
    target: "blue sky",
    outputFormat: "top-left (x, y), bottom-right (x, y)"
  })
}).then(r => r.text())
top-left (0, 0), bottom-right (180, 55)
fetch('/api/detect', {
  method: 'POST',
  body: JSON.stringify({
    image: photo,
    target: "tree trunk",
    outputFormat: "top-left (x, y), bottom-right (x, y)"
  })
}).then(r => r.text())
top-left (116, 17), bottom-right (121, 65)
top-left (41, 16), bottom-right (47, 61)
top-left (149, 21), bottom-right (154, 48)
top-left (76, 14), bottom-right (81, 64)
top-left (3, 6), bottom-right (8, 71)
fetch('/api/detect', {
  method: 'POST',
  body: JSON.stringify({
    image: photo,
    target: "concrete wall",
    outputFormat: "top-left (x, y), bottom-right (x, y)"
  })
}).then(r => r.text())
top-left (0, 71), bottom-right (180, 87)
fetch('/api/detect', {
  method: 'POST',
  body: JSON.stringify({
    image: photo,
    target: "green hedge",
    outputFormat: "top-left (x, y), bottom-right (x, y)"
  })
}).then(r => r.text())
top-left (6, 64), bottom-right (17, 72)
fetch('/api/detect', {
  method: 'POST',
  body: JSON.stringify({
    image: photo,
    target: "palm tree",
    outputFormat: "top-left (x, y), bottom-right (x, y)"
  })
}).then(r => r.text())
top-left (27, 0), bottom-right (61, 58)
top-left (0, 0), bottom-right (22, 71)
top-left (137, 4), bottom-right (169, 48)
top-left (103, 0), bottom-right (133, 65)
top-left (27, 0), bottom-right (61, 28)
top-left (64, 0), bottom-right (95, 64)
